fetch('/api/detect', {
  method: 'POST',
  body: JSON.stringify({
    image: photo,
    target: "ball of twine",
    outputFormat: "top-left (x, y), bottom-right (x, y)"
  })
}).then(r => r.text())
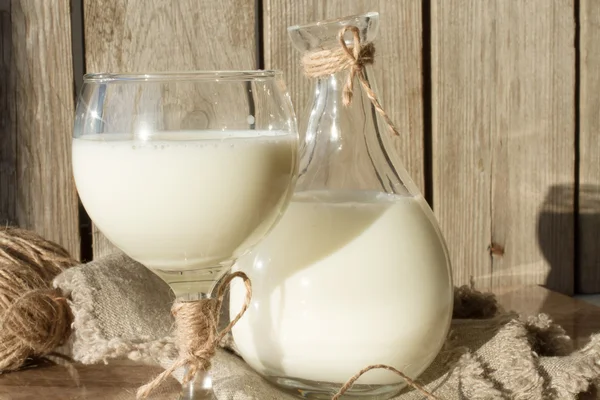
top-left (0, 226), bottom-right (78, 372)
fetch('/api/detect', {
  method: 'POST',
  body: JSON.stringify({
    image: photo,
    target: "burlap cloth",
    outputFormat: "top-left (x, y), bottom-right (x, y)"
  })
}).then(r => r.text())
top-left (53, 253), bottom-right (600, 399)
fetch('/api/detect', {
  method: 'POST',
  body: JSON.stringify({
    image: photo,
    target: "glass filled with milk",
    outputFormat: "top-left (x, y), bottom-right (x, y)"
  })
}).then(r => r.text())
top-left (72, 71), bottom-right (298, 397)
top-left (230, 13), bottom-right (453, 399)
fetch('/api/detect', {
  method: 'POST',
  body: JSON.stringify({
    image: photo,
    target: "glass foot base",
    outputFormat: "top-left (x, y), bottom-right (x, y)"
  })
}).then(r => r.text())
top-left (265, 376), bottom-right (406, 399)
top-left (178, 369), bottom-right (217, 400)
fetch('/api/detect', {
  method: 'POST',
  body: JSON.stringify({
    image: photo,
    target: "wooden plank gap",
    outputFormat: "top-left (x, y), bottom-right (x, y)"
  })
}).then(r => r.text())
top-left (70, 0), bottom-right (92, 262)
top-left (255, 0), bottom-right (264, 69)
top-left (0, 2), bottom-right (15, 227)
top-left (574, 0), bottom-right (581, 293)
top-left (422, 0), bottom-right (433, 209)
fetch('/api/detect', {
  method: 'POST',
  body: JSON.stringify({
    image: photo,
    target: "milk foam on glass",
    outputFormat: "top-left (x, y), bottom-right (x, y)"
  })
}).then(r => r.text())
top-left (72, 71), bottom-right (298, 398)
top-left (230, 13), bottom-right (453, 399)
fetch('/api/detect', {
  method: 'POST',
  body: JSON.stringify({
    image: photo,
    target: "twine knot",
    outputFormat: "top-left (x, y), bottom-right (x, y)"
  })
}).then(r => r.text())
top-left (301, 25), bottom-right (400, 136)
top-left (338, 32), bottom-right (373, 107)
top-left (136, 271), bottom-right (252, 399)
top-left (0, 227), bottom-right (78, 372)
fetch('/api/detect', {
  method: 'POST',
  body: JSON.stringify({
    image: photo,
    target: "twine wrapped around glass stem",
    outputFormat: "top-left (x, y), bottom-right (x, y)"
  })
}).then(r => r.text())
top-left (136, 271), bottom-right (252, 399)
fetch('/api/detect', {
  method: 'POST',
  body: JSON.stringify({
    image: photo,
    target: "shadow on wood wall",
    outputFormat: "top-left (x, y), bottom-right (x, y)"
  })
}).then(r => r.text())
top-left (538, 184), bottom-right (600, 294)
top-left (577, 184), bottom-right (600, 293)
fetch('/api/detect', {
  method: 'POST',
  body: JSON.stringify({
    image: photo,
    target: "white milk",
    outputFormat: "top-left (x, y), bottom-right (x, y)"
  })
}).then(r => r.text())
top-left (231, 190), bottom-right (453, 385)
top-left (73, 131), bottom-right (297, 271)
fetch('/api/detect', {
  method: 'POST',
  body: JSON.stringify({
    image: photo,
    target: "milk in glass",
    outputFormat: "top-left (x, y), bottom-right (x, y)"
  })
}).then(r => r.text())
top-left (73, 130), bottom-right (297, 271)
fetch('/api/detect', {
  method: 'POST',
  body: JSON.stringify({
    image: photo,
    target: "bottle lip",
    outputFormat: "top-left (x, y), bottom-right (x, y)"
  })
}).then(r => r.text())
top-left (287, 11), bottom-right (379, 32)
top-left (83, 70), bottom-right (283, 83)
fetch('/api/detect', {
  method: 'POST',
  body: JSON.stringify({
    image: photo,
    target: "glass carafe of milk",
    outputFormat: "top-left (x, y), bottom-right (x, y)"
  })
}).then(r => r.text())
top-left (230, 12), bottom-right (453, 399)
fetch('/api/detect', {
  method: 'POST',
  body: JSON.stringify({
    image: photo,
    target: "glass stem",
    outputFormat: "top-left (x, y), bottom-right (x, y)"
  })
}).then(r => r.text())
top-left (153, 262), bottom-right (234, 400)
top-left (155, 263), bottom-right (231, 300)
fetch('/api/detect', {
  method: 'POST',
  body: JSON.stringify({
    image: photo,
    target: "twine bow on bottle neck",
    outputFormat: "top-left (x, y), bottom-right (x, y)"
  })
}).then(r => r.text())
top-left (136, 271), bottom-right (252, 399)
top-left (301, 25), bottom-right (401, 137)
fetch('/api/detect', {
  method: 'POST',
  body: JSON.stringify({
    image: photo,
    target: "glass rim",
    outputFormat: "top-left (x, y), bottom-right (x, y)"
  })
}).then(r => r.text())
top-left (287, 11), bottom-right (379, 31)
top-left (83, 70), bottom-right (283, 83)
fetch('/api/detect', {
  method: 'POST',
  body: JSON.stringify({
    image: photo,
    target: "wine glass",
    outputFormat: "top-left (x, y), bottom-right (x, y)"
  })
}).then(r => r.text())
top-left (72, 71), bottom-right (298, 398)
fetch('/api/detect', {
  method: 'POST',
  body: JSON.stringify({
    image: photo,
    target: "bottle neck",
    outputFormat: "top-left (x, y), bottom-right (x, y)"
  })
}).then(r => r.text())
top-left (297, 65), bottom-right (417, 197)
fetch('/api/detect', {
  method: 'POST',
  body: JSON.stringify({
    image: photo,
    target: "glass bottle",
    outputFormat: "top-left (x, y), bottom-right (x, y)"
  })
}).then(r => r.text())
top-left (230, 12), bottom-right (453, 399)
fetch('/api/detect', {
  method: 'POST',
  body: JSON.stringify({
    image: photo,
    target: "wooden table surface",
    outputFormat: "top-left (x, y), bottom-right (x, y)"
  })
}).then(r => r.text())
top-left (1, 285), bottom-right (599, 400)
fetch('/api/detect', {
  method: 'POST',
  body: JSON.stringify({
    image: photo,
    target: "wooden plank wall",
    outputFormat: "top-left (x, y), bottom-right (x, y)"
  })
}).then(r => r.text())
top-left (3, 0), bottom-right (598, 295)
top-left (431, 0), bottom-right (576, 294)
top-left (83, 0), bottom-right (257, 258)
top-left (0, 0), bottom-right (79, 259)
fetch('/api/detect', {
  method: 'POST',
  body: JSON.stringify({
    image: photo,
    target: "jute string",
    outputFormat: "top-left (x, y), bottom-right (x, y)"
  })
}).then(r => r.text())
top-left (136, 271), bottom-right (252, 399)
top-left (0, 227), bottom-right (78, 372)
top-left (302, 25), bottom-right (401, 137)
top-left (332, 364), bottom-right (439, 399)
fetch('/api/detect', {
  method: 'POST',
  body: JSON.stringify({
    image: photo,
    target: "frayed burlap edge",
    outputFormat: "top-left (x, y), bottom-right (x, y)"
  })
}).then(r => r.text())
top-left (54, 267), bottom-right (178, 366)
